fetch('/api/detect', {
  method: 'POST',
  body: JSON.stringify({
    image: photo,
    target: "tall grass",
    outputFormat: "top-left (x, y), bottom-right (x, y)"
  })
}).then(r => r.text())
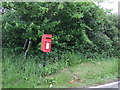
top-left (2, 48), bottom-right (119, 88)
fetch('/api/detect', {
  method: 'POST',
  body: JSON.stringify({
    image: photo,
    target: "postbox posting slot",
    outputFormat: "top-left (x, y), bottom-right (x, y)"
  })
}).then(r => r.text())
top-left (45, 37), bottom-right (51, 39)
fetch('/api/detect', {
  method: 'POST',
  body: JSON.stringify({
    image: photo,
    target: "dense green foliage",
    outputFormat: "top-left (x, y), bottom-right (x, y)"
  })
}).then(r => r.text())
top-left (2, 2), bottom-right (119, 88)
top-left (2, 2), bottom-right (119, 56)
top-left (2, 49), bottom-right (118, 88)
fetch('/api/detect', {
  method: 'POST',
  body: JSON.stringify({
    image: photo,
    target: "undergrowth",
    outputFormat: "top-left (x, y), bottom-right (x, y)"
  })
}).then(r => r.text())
top-left (2, 49), bottom-right (119, 88)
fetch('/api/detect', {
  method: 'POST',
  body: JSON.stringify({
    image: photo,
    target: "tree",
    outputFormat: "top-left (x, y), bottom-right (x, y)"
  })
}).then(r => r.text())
top-left (2, 2), bottom-right (119, 55)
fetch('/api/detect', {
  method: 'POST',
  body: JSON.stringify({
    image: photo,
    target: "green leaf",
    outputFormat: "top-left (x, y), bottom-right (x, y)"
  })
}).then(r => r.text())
top-left (58, 3), bottom-right (64, 10)
top-left (71, 13), bottom-right (84, 19)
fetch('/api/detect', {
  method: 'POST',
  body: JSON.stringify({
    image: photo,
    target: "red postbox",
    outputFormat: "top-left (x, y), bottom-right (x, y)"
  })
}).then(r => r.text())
top-left (41, 34), bottom-right (52, 52)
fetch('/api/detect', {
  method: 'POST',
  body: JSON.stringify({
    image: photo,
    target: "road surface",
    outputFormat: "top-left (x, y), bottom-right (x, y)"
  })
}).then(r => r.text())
top-left (89, 81), bottom-right (120, 88)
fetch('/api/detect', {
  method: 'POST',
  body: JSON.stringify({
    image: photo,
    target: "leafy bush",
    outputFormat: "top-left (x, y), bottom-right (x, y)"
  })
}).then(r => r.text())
top-left (2, 2), bottom-right (119, 56)
top-left (63, 52), bottom-right (82, 66)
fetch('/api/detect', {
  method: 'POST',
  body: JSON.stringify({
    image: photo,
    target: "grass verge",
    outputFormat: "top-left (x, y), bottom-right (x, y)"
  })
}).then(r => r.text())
top-left (36, 58), bottom-right (118, 88)
top-left (2, 50), bottom-right (118, 88)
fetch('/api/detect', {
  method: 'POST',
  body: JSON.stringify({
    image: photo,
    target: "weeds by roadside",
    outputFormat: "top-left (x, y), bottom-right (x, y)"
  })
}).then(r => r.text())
top-left (2, 49), bottom-right (119, 88)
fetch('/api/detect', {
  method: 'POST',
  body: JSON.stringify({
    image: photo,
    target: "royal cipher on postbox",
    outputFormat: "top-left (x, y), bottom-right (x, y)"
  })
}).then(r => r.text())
top-left (41, 34), bottom-right (52, 52)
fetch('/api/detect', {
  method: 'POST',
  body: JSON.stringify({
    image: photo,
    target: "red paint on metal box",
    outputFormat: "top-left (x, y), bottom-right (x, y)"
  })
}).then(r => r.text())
top-left (41, 34), bottom-right (52, 52)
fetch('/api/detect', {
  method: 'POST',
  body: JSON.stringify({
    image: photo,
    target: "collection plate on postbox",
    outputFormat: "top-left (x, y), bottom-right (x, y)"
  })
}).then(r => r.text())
top-left (41, 34), bottom-right (52, 52)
